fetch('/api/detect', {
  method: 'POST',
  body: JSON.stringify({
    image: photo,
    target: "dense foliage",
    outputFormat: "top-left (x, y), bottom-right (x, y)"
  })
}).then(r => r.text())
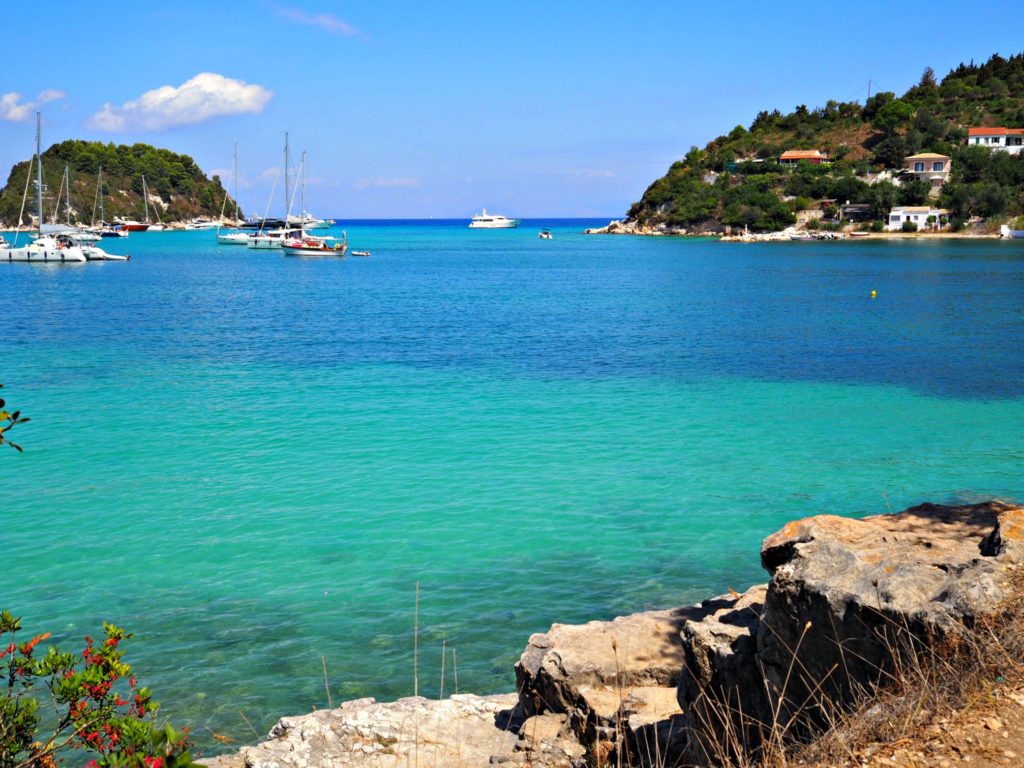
top-left (0, 141), bottom-right (237, 227)
top-left (628, 53), bottom-right (1024, 230)
top-left (1, 611), bottom-right (200, 768)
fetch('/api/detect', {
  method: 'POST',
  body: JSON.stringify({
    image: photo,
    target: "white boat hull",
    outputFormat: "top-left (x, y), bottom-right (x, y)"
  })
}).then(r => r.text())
top-left (4, 245), bottom-right (86, 263)
top-left (217, 232), bottom-right (251, 245)
top-left (468, 220), bottom-right (519, 228)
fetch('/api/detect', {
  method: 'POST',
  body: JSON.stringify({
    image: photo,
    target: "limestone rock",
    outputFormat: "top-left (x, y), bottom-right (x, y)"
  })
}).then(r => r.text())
top-left (758, 501), bottom-right (1024, 731)
top-left (515, 605), bottom-right (702, 762)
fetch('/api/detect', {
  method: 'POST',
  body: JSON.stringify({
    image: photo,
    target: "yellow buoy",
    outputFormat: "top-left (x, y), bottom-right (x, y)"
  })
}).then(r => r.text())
top-left (870, 290), bottom-right (877, 298)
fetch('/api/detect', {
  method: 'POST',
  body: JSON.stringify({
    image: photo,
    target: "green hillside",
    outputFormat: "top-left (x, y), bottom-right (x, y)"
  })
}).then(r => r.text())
top-left (627, 53), bottom-right (1024, 232)
top-left (0, 140), bottom-right (239, 227)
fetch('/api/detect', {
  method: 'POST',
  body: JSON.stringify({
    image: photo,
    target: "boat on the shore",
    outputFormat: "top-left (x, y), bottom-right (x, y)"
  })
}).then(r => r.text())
top-left (469, 209), bottom-right (519, 229)
top-left (999, 224), bottom-right (1024, 239)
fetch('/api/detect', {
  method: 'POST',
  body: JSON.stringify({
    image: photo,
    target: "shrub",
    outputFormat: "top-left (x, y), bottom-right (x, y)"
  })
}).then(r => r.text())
top-left (901, 220), bottom-right (919, 232)
top-left (0, 611), bottom-right (200, 768)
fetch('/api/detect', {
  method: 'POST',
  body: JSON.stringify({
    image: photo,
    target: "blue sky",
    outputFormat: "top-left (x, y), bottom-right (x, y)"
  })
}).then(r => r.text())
top-left (2, 1), bottom-right (1021, 218)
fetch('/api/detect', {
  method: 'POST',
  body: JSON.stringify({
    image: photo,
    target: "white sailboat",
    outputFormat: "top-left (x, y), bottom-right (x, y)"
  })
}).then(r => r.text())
top-left (217, 143), bottom-right (249, 245)
top-left (142, 176), bottom-right (165, 231)
top-left (248, 132), bottom-right (303, 249)
top-left (5, 113), bottom-right (87, 263)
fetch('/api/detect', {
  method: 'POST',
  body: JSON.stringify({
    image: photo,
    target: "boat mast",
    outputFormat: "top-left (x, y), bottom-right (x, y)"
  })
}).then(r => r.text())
top-left (64, 165), bottom-right (72, 225)
top-left (34, 112), bottom-right (43, 235)
top-left (300, 150), bottom-right (306, 222)
top-left (233, 142), bottom-right (239, 223)
top-left (284, 132), bottom-right (290, 221)
top-left (142, 175), bottom-right (150, 224)
top-left (98, 167), bottom-right (105, 227)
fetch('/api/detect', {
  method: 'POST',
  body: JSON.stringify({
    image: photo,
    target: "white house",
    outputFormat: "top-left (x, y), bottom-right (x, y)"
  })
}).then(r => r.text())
top-left (903, 153), bottom-right (951, 191)
top-left (887, 206), bottom-right (949, 231)
top-left (967, 127), bottom-right (1024, 155)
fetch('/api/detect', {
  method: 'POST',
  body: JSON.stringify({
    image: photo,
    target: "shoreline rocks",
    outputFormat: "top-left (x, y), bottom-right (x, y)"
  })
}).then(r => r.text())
top-left (207, 501), bottom-right (1023, 768)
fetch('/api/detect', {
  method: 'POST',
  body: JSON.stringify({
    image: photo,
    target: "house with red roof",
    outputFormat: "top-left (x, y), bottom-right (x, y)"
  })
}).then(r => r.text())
top-left (779, 149), bottom-right (829, 166)
top-left (967, 127), bottom-right (1024, 155)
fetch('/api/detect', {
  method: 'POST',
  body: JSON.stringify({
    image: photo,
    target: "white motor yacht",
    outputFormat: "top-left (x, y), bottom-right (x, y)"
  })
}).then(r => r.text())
top-left (468, 208), bottom-right (519, 228)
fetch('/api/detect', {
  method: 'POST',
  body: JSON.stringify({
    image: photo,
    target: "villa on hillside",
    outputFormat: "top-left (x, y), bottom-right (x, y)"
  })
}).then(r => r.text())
top-left (779, 149), bottom-right (828, 166)
top-left (903, 153), bottom-right (950, 193)
top-left (967, 127), bottom-right (1024, 154)
top-left (887, 206), bottom-right (949, 231)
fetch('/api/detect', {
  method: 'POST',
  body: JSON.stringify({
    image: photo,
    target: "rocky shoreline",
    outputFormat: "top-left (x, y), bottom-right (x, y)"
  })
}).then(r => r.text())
top-left (583, 219), bottom-right (1002, 241)
top-left (205, 501), bottom-right (1024, 768)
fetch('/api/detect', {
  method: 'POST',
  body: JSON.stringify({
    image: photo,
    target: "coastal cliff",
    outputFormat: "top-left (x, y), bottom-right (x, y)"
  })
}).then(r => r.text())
top-left (206, 501), bottom-right (1024, 767)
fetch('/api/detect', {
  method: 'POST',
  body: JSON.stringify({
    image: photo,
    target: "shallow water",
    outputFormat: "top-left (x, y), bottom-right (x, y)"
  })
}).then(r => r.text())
top-left (3, 222), bottom-right (1023, 750)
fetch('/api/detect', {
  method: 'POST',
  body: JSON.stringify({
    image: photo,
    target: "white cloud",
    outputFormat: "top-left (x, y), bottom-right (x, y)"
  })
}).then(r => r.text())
top-left (274, 4), bottom-right (361, 36)
top-left (0, 89), bottom-right (66, 122)
top-left (354, 177), bottom-right (421, 190)
top-left (89, 73), bottom-right (273, 132)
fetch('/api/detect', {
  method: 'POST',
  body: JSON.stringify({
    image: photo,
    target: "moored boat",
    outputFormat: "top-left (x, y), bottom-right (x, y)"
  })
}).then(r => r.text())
top-left (469, 208), bottom-right (519, 228)
top-left (6, 114), bottom-right (87, 263)
top-left (281, 230), bottom-right (348, 256)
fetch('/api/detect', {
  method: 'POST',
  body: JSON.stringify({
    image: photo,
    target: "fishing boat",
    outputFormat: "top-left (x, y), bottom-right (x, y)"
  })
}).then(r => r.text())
top-left (6, 114), bottom-right (87, 263)
top-left (350, 250), bottom-right (371, 257)
top-left (468, 208), bottom-right (519, 228)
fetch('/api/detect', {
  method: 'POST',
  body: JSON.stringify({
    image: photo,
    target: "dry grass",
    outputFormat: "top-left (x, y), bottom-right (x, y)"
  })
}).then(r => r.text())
top-left (684, 569), bottom-right (1024, 768)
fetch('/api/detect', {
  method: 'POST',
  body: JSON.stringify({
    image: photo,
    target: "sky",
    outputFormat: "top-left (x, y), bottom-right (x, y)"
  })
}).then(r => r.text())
top-left (1, 1), bottom-right (1021, 218)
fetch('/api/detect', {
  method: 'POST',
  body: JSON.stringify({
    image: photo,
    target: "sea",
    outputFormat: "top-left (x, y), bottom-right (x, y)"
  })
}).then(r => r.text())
top-left (3, 220), bottom-right (1023, 753)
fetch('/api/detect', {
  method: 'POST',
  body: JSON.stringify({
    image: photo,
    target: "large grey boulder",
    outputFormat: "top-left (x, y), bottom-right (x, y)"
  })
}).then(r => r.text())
top-left (674, 501), bottom-right (1024, 765)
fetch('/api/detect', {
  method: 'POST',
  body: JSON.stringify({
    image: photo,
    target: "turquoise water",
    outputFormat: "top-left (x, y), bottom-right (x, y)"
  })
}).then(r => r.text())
top-left (3, 222), bottom-right (1023, 751)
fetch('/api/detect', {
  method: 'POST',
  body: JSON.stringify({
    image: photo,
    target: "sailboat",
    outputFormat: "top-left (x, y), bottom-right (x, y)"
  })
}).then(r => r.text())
top-left (89, 168), bottom-right (128, 238)
top-left (248, 132), bottom-right (302, 249)
top-left (142, 176), bottom-right (165, 231)
top-left (6, 113), bottom-right (87, 263)
top-left (217, 143), bottom-right (249, 245)
top-left (281, 152), bottom-right (347, 256)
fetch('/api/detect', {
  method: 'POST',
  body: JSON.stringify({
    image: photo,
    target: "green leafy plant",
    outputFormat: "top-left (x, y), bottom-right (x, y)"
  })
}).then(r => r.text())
top-left (1, 611), bottom-right (200, 768)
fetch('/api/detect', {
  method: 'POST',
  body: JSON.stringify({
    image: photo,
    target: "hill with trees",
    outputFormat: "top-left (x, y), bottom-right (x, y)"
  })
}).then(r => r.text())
top-left (625, 52), bottom-right (1024, 232)
top-left (0, 140), bottom-right (238, 227)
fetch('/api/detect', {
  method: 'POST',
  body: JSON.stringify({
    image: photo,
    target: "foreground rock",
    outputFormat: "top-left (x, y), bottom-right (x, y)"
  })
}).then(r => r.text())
top-left (204, 693), bottom-right (585, 768)
top-left (678, 501), bottom-right (1024, 765)
top-left (209, 501), bottom-right (1024, 768)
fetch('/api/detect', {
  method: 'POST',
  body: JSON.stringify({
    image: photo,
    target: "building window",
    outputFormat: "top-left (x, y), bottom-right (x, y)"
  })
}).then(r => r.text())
top-left (914, 162), bottom-right (925, 172)
top-left (933, 162), bottom-right (944, 171)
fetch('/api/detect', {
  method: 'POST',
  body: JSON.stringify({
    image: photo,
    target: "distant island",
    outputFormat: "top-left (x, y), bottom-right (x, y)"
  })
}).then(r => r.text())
top-left (602, 52), bottom-right (1024, 236)
top-left (0, 140), bottom-right (239, 228)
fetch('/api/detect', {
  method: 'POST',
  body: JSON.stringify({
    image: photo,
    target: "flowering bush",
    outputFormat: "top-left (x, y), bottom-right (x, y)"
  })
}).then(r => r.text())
top-left (1, 610), bottom-right (200, 768)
